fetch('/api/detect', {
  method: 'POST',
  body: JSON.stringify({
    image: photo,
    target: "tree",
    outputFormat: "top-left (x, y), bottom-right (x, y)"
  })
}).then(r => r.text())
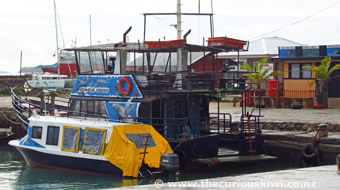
top-left (303, 57), bottom-right (340, 106)
top-left (241, 58), bottom-right (282, 89)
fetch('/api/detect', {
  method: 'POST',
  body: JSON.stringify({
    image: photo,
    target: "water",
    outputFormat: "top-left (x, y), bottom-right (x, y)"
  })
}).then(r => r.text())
top-left (0, 145), bottom-right (295, 189)
top-left (0, 145), bottom-right (147, 189)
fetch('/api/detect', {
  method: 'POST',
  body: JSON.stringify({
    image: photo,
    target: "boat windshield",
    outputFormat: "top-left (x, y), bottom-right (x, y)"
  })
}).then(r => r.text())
top-left (76, 51), bottom-right (105, 75)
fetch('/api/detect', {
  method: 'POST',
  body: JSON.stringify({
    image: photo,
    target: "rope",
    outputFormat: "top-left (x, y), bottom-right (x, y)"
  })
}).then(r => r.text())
top-left (0, 110), bottom-right (21, 125)
top-left (311, 129), bottom-right (328, 165)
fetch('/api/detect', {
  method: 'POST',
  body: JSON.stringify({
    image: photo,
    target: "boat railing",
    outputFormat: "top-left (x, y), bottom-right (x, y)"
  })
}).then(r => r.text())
top-left (65, 110), bottom-right (108, 120)
top-left (11, 87), bottom-right (41, 128)
top-left (137, 114), bottom-right (232, 140)
top-left (137, 117), bottom-right (203, 140)
top-left (240, 113), bottom-right (261, 134)
top-left (134, 72), bottom-right (219, 98)
top-left (208, 113), bottom-right (232, 134)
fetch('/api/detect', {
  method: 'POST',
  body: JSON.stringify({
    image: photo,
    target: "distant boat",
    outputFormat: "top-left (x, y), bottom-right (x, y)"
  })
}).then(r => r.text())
top-left (37, 52), bottom-right (78, 76)
top-left (27, 73), bottom-right (75, 89)
top-left (28, 51), bottom-right (78, 89)
top-left (26, 0), bottom-right (78, 89)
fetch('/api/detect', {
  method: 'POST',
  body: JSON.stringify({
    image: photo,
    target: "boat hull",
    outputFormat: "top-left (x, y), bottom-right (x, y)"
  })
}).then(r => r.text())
top-left (15, 146), bottom-right (123, 176)
top-left (27, 79), bottom-right (66, 89)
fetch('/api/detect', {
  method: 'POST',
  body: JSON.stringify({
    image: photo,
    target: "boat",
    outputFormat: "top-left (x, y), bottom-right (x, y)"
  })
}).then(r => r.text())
top-left (37, 52), bottom-right (78, 76)
top-left (8, 110), bottom-right (175, 177)
top-left (26, 73), bottom-right (75, 89)
top-left (26, 0), bottom-right (77, 90)
top-left (9, 0), bottom-right (272, 177)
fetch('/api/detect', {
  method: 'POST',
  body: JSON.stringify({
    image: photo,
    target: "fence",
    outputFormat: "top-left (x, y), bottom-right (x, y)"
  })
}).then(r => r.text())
top-left (284, 89), bottom-right (315, 98)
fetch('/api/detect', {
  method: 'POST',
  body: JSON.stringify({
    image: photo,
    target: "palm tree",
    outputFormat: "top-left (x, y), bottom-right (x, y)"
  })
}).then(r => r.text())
top-left (303, 57), bottom-right (340, 106)
top-left (241, 58), bottom-right (282, 90)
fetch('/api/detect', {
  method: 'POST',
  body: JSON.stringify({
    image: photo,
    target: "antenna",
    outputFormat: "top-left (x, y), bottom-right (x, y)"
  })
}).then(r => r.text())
top-left (142, 0), bottom-right (214, 41)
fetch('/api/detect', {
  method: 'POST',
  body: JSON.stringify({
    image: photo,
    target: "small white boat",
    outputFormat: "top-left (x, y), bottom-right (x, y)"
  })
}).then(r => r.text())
top-left (9, 114), bottom-right (176, 177)
top-left (27, 73), bottom-right (75, 89)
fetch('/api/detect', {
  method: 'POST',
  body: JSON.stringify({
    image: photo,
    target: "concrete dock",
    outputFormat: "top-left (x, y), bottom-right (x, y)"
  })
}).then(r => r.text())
top-left (117, 165), bottom-right (340, 189)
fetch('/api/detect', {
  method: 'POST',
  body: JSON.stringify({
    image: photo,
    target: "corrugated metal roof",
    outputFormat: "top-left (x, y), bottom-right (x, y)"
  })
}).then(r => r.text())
top-left (219, 37), bottom-right (302, 57)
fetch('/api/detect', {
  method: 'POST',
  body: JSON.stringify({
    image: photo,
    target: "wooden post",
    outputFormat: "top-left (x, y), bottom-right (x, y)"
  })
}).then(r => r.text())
top-left (38, 91), bottom-right (45, 114)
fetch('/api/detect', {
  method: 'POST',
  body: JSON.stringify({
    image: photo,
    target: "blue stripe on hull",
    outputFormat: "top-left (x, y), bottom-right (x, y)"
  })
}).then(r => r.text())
top-left (17, 147), bottom-right (123, 176)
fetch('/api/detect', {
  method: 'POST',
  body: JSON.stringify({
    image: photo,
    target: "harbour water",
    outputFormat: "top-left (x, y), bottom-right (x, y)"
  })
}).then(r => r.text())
top-left (0, 143), bottom-right (295, 189)
top-left (0, 145), bottom-right (141, 189)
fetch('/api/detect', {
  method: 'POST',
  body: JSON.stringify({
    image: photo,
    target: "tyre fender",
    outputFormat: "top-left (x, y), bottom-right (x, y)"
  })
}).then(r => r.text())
top-left (301, 144), bottom-right (319, 160)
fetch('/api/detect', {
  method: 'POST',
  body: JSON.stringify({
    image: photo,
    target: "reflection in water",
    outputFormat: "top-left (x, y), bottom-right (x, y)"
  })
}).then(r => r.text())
top-left (0, 145), bottom-right (26, 190)
top-left (0, 145), bottom-right (146, 189)
top-left (0, 145), bottom-right (293, 189)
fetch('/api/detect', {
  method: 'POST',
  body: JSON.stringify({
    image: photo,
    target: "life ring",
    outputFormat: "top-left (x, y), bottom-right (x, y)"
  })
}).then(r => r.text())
top-left (119, 77), bottom-right (133, 96)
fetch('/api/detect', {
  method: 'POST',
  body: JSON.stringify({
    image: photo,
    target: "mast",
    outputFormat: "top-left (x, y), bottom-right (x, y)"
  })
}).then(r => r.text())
top-left (176, 0), bottom-right (182, 39)
top-left (176, 0), bottom-right (185, 90)
top-left (53, 0), bottom-right (60, 75)
top-left (89, 15), bottom-right (92, 46)
top-left (19, 51), bottom-right (22, 77)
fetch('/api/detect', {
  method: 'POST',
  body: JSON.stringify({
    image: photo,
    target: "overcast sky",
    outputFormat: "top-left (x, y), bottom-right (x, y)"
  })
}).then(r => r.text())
top-left (1, 0), bottom-right (340, 73)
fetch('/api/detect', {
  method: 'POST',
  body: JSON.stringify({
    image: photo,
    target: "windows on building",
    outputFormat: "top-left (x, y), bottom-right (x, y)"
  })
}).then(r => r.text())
top-left (289, 63), bottom-right (312, 79)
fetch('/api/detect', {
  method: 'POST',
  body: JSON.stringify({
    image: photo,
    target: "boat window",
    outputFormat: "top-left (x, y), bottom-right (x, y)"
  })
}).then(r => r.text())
top-left (78, 51), bottom-right (92, 74)
top-left (80, 101), bottom-right (88, 116)
top-left (82, 128), bottom-right (106, 155)
top-left (87, 101), bottom-right (94, 115)
top-left (94, 101), bottom-right (108, 117)
top-left (52, 77), bottom-right (58, 79)
top-left (32, 126), bottom-right (43, 139)
top-left (125, 133), bottom-right (157, 149)
top-left (70, 100), bottom-right (108, 118)
top-left (70, 100), bottom-right (81, 116)
top-left (90, 51), bottom-right (105, 74)
top-left (46, 126), bottom-right (60, 146)
top-left (61, 126), bottom-right (81, 153)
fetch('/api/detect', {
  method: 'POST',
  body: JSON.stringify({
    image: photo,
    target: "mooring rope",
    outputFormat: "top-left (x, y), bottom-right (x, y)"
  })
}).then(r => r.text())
top-left (311, 129), bottom-right (328, 165)
top-left (0, 110), bottom-right (21, 125)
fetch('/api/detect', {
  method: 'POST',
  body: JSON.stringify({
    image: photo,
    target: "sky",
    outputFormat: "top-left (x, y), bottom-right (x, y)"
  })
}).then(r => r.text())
top-left (1, 0), bottom-right (340, 73)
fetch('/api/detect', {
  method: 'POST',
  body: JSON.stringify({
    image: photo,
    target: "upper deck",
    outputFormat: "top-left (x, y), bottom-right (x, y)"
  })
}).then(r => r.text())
top-left (64, 35), bottom-right (250, 98)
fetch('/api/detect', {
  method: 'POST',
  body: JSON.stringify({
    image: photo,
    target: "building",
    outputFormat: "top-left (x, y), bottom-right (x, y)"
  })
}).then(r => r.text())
top-left (218, 36), bottom-right (302, 90)
top-left (273, 45), bottom-right (340, 101)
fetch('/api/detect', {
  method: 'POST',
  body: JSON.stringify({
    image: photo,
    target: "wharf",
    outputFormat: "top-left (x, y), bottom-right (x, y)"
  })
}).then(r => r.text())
top-left (118, 165), bottom-right (340, 189)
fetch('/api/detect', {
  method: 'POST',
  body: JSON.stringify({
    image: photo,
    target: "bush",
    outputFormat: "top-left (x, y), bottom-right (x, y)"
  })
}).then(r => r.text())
top-left (291, 102), bottom-right (302, 106)
top-left (255, 101), bottom-right (265, 106)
